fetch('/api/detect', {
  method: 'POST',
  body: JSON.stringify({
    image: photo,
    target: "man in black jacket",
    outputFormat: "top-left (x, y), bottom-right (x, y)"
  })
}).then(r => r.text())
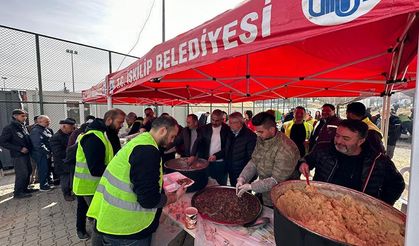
top-left (299, 119), bottom-right (404, 205)
top-left (0, 109), bottom-right (35, 198)
top-left (50, 118), bottom-right (75, 201)
top-left (191, 109), bottom-right (230, 185)
top-left (30, 115), bottom-right (53, 191)
top-left (225, 112), bottom-right (256, 187)
top-left (172, 114), bottom-right (200, 157)
top-left (309, 103), bottom-right (341, 151)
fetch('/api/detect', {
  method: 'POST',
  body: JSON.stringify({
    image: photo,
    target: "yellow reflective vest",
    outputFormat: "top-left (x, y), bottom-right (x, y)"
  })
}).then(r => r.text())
top-left (363, 117), bottom-right (383, 138)
top-left (73, 130), bottom-right (114, 196)
top-left (283, 120), bottom-right (313, 140)
top-left (87, 132), bottom-right (163, 235)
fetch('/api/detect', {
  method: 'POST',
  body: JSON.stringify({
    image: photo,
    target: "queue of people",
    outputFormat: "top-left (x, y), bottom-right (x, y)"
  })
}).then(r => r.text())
top-left (0, 101), bottom-right (406, 245)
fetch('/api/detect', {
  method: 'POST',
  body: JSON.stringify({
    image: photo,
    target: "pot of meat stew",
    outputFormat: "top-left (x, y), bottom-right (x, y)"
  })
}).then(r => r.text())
top-left (270, 180), bottom-right (406, 246)
top-left (191, 186), bottom-right (262, 226)
top-left (164, 157), bottom-right (209, 192)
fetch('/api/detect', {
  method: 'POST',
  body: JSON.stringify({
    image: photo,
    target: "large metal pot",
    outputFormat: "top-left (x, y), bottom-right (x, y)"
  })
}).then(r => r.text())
top-left (164, 157), bottom-right (209, 192)
top-left (270, 180), bottom-right (406, 246)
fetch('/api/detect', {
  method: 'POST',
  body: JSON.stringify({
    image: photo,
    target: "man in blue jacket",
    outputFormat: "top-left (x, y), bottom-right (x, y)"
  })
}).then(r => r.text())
top-left (0, 109), bottom-right (36, 198)
top-left (30, 115), bottom-right (53, 191)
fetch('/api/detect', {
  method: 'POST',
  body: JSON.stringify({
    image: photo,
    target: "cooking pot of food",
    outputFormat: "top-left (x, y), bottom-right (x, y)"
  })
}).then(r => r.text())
top-left (270, 180), bottom-right (406, 246)
top-left (164, 157), bottom-right (209, 192)
top-left (191, 186), bottom-right (262, 226)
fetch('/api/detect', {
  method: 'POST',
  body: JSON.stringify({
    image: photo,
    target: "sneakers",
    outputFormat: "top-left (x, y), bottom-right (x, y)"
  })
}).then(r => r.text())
top-left (14, 193), bottom-right (32, 199)
top-left (76, 231), bottom-right (90, 240)
top-left (39, 186), bottom-right (54, 192)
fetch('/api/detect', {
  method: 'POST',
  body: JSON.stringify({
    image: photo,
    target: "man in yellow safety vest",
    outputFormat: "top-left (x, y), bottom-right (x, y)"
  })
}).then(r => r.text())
top-left (87, 115), bottom-right (186, 245)
top-left (281, 106), bottom-right (313, 157)
top-left (73, 108), bottom-right (125, 241)
top-left (346, 102), bottom-right (385, 155)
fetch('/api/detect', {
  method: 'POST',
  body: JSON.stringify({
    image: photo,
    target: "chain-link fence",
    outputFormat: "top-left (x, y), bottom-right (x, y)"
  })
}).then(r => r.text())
top-left (0, 25), bottom-right (140, 168)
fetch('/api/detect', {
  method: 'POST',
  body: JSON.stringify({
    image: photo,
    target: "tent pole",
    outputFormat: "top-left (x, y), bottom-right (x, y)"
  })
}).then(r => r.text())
top-left (282, 99), bottom-right (285, 113)
top-left (405, 34), bottom-right (419, 245)
top-left (228, 102), bottom-right (232, 114)
top-left (381, 94), bottom-right (391, 149)
top-left (162, 0), bottom-right (165, 42)
top-left (246, 55), bottom-right (250, 96)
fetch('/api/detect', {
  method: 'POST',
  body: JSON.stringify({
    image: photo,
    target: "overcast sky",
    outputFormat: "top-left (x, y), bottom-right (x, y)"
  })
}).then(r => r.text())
top-left (0, 0), bottom-right (244, 57)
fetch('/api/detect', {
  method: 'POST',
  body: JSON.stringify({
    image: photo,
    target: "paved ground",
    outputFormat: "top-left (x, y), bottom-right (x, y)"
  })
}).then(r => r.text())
top-left (0, 174), bottom-right (92, 246)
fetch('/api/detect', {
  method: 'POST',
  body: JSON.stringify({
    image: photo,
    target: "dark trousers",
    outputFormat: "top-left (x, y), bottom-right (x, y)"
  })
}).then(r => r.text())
top-left (60, 173), bottom-right (72, 196)
top-left (32, 153), bottom-right (49, 189)
top-left (13, 155), bottom-right (32, 195)
top-left (83, 196), bottom-right (103, 246)
top-left (102, 234), bottom-right (152, 246)
top-left (76, 195), bottom-right (89, 233)
top-left (208, 161), bottom-right (228, 186)
top-left (228, 171), bottom-right (240, 187)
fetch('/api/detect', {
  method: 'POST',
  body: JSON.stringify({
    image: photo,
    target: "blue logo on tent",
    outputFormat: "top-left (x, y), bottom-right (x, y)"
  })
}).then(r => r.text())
top-left (302, 0), bottom-right (380, 26)
top-left (308, 0), bottom-right (365, 17)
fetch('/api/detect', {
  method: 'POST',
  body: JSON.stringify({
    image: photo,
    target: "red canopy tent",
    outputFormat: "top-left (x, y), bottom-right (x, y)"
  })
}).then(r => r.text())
top-left (83, 0), bottom-right (418, 104)
top-left (82, 0), bottom-right (418, 165)
top-left (82, 2), bottom-right (419, 243)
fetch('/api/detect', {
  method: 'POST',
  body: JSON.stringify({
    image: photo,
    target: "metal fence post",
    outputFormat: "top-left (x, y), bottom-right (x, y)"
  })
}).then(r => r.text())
top-left (35, 34), bottom-right (44, 115)
top-left (107, 51), bottom-right (113, 110)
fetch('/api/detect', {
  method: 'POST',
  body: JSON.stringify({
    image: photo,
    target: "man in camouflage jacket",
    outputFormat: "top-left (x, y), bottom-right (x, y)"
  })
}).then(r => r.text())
top-left (236, 112), bottom-right (300, 207)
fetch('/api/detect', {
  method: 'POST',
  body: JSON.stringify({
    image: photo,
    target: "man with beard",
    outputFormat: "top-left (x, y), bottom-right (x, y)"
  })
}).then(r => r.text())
top-left (299, 120), bottom-right (404, 205)
top-left (141, 107), bottom-right (156, 132)
top-left (236, 112), bottom-right (300, 207)
top-left (87, 116), bottom-right (186, 246)
top-left (73, 108), bottom-right (125, 241)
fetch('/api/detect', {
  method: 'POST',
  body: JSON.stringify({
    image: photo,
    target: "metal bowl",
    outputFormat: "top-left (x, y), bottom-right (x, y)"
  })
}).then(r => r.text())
top-left (164, 158), bottom-right (209, 192)
top-left (270, 180), bottom-right (406, 246)
top-left (164, 157), bottom-right (209, 171)
top-left (191, 186), bottom-right (262, 226)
